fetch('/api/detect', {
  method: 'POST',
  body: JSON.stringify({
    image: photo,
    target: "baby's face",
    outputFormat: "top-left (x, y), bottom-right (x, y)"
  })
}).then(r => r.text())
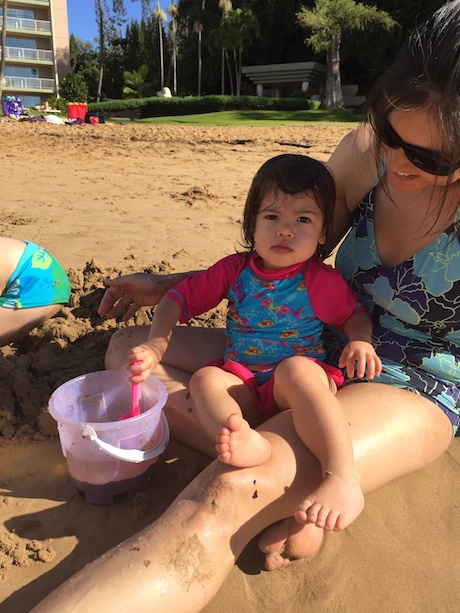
top-left (254, 190), bottom-right (325, 270)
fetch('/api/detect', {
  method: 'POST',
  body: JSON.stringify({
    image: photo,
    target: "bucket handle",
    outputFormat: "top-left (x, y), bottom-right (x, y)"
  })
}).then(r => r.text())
top-left (81, 413), bottom-right (169, 463)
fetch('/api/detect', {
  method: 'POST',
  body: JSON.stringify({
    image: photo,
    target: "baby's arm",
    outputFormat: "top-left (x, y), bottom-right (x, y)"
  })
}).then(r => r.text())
top-left (128, 296), bottom-right (181, 382)
top-left (339, 311), bottom-right (382, 379)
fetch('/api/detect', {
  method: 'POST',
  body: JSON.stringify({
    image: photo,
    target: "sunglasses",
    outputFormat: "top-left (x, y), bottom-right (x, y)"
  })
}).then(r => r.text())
top-left (379, 121), bottom-right (460, 176)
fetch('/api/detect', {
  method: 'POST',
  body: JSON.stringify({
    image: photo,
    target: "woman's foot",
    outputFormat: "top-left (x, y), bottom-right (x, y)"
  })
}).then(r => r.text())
top-left (294, 471), bottom-right (364, 531)
top-left (216, 413), bottom-right (271, 468)
top-left (258, 517), bottom-right (324, 571)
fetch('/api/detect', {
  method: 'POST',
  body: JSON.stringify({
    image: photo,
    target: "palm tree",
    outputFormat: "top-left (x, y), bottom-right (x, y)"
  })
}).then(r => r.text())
top-left (297, 0), bottom-right (395, 110)
top-left (153, 0), bottom-right (166, 91)
top-left (221, 8), bottom-right (258, 96)
top-left (167, 0), bottom-right (178, 94)
top-left (0, 0), bottom-right (7, 101)
top-left (194, 0), bottom-right (206, 97)
top-left (123, 64), bottom-right (154, 97)
top-left (193, 19), bottom-right (204, 96)
top-left (95, 0), bottom-right (108, 102)
top-left (218, 0), bottom-right (232, 95)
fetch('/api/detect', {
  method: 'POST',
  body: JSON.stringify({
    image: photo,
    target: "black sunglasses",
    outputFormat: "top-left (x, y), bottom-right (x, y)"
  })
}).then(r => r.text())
top-left (379, 121), bottom-right (460, 176)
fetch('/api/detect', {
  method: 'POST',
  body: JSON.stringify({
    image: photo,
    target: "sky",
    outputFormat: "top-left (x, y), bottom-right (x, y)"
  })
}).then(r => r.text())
top-left (67, 1), bottom-right (169, 43)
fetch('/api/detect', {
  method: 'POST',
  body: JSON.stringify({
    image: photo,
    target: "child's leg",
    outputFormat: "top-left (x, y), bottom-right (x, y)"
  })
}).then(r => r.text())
top-left (189, 366), bottom-right (271, 467)
top-left (0, 304), bottom-right (61, 346)
top-left (273, 356), bottom-right (364, 532)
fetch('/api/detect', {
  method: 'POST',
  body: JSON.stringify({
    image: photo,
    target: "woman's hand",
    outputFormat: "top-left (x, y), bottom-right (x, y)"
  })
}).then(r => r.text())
top-left (98, 273), bottom-right (173, 321)
top-left (338, 341), bottom-right (382, 380)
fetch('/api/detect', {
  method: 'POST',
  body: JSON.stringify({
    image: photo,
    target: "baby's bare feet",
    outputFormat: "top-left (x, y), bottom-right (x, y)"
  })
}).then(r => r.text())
top-left (294, 471), bottom-right (364, 531)
top-left (216, 413), bottom-right (271, 468)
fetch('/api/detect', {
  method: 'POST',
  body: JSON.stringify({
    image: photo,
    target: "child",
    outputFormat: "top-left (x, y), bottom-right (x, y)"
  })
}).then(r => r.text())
top-left (128, 154), bottom-right (381, 531)
top-left (0, 236), bottom-right (71, 345)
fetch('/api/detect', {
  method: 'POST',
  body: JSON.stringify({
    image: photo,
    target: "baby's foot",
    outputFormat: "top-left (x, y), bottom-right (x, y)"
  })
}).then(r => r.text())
top-left (258, 517), bottom-right (324, 571)
top-left (216, 413), bottom-right (271, 468)
top-left (294, 471), bottom-right (364, 531)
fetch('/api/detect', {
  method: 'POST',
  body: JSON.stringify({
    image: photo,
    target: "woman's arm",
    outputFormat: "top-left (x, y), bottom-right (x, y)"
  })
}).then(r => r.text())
top-left (326, 126), bottom-right (378, 252)
top-left (98, 270), bottom-right (201, 321)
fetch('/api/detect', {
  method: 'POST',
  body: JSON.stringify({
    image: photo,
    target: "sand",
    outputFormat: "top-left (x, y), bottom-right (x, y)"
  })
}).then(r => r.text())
top-left (0, 119), bottom-right (459, 612)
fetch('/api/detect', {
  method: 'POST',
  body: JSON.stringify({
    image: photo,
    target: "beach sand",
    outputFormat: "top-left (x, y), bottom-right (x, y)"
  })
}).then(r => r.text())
top-left (1, 120), bottom-right (459, 612)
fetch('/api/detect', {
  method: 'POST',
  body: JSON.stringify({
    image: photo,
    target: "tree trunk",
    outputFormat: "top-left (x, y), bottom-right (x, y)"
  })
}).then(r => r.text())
top-left (225, 50), bottom-right (233, 95)
top-left (158, 21), bottom-right (164, 90)
top-left (323, 32), bottom-right (344, 110)
top-left (232, 49), bottom-right (238, 96)
top-left (221, 49), bottom-right (225, 94)
top-left (96, 0), bottom-right (105, 103)
top-left (0, 0), bottom-right (8, 101)
top-left (172, 20), bottom-right (177, 94)
top-left (197, 30), bottom-right (202, 96)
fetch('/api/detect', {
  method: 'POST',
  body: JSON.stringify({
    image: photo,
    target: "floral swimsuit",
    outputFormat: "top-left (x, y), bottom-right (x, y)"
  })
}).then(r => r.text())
top-left (326, 189), bottom-right (460, 435)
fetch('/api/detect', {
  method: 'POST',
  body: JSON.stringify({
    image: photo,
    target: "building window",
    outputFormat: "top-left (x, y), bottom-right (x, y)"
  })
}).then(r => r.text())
top-left (5, 66), bottom-right (39, 78)
top-left (22, 95), bottom-right (42, 109)
top-left (1, 9), bottom-right (35, 19)
top-left (6, 38), bottom-right (37, 50)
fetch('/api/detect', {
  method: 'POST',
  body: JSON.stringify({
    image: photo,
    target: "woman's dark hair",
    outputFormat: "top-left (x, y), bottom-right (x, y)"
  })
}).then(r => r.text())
top-left (242, 154), bottom-right (336, 260)
top-left (365, 0), bottom-right (460, 174)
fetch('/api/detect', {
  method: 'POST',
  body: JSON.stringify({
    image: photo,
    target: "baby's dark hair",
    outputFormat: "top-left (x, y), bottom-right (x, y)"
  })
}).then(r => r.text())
top-left (242, 154), bottom-right (336, 260)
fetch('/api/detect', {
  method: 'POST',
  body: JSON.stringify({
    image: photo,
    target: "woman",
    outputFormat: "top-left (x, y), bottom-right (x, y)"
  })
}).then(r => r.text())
top-left (0, 236), bottom-right (71, 345)
top-left (33, 2), bottom-right (460, 611)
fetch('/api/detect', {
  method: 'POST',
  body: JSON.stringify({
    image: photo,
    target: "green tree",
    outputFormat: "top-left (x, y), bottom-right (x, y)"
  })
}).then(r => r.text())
top-left (94, 0), bottom-right (108, 101)
top-left (153, 0), bottom-right (167, 90)
top-left (297, 0), bottom-right (395, 109)
top-left (167, 1), bottom-right (179, 93)
top-left (60, 72), bottom-right (90, 102)
top-left (69, 35), bottom-right (99, 100)
top-left (218, 0), bottom-right (232, 94)
top-left (220, 7), bottom-right (259, 96)
top-left (123, 63), bottom-right (154, 96)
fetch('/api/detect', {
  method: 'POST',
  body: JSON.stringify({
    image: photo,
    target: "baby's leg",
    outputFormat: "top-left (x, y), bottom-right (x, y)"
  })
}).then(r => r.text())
top-left (273, 356), bottom-right (364, 532)
top-left (190, 366), bottom-right (271, 467)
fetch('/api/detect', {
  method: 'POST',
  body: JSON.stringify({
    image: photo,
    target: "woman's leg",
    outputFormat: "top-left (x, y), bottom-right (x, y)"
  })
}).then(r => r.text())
top-left (0, 304), bottom-right (61, 346)
top-left (32, 383), bottom-right (452, 613)
top-left (190, 366), bottom-right (271, 466)
top-left (259, 381), bottom-right (453, 569)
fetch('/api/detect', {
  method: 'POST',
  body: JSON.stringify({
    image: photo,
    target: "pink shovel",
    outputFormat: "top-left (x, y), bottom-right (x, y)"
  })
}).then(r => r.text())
top-left (120, 361), bottom-right (142, 420)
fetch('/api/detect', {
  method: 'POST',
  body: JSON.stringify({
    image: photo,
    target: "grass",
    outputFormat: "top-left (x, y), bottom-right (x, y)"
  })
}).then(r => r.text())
top-left (111, 108), bottom-right (361, 126)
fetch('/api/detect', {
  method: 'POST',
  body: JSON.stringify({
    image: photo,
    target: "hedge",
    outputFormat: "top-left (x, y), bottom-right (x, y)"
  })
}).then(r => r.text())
top-left (87, 95), bottom-right (320, 120)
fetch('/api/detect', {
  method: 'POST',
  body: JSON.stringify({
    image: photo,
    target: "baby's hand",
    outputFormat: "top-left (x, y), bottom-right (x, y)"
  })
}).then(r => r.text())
top-left (128, 345), bottom-right (161, 382)
top-left (338, 341), bottom-right (382, 380)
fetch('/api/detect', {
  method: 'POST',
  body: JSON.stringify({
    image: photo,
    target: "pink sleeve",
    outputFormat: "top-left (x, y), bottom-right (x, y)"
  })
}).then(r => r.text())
top-left (305, 259), bottom-right (366, 329)
top-left (166, 253), bottom-right (246, 323)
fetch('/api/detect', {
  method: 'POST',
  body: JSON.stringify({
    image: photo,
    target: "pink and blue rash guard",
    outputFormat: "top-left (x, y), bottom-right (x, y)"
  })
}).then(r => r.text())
top-left (167, 252), bottom-right (364, 385)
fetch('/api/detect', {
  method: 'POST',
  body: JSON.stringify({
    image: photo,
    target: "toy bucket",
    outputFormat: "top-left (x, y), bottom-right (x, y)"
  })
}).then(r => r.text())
top-left (48, 370), bottom-right (169, 505)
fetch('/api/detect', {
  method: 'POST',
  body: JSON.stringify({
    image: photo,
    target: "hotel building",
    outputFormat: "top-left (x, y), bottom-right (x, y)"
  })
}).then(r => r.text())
top-left (0, 0), bottom-right (70, 108)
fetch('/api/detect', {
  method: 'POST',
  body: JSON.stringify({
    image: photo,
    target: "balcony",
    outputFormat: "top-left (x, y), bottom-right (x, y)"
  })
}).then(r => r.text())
top-left (3, 16), bottom-right (51, 33)
top-left (2, 75), bottom-right (55, 91)
top-left (2, 45), bottom-right (53, 62)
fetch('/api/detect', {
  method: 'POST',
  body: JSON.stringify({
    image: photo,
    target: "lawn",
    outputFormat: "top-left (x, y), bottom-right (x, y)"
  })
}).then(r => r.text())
top-left (114, 108), bottom-right (361, 126)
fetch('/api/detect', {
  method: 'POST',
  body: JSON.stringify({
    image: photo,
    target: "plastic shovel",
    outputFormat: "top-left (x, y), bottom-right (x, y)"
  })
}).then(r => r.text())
top-left (120, 362), bottom-right (142, 420)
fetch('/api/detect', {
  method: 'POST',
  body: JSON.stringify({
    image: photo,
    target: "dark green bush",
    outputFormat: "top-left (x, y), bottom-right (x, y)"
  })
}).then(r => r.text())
top-left (88, 95), bottom-right (318, 120)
